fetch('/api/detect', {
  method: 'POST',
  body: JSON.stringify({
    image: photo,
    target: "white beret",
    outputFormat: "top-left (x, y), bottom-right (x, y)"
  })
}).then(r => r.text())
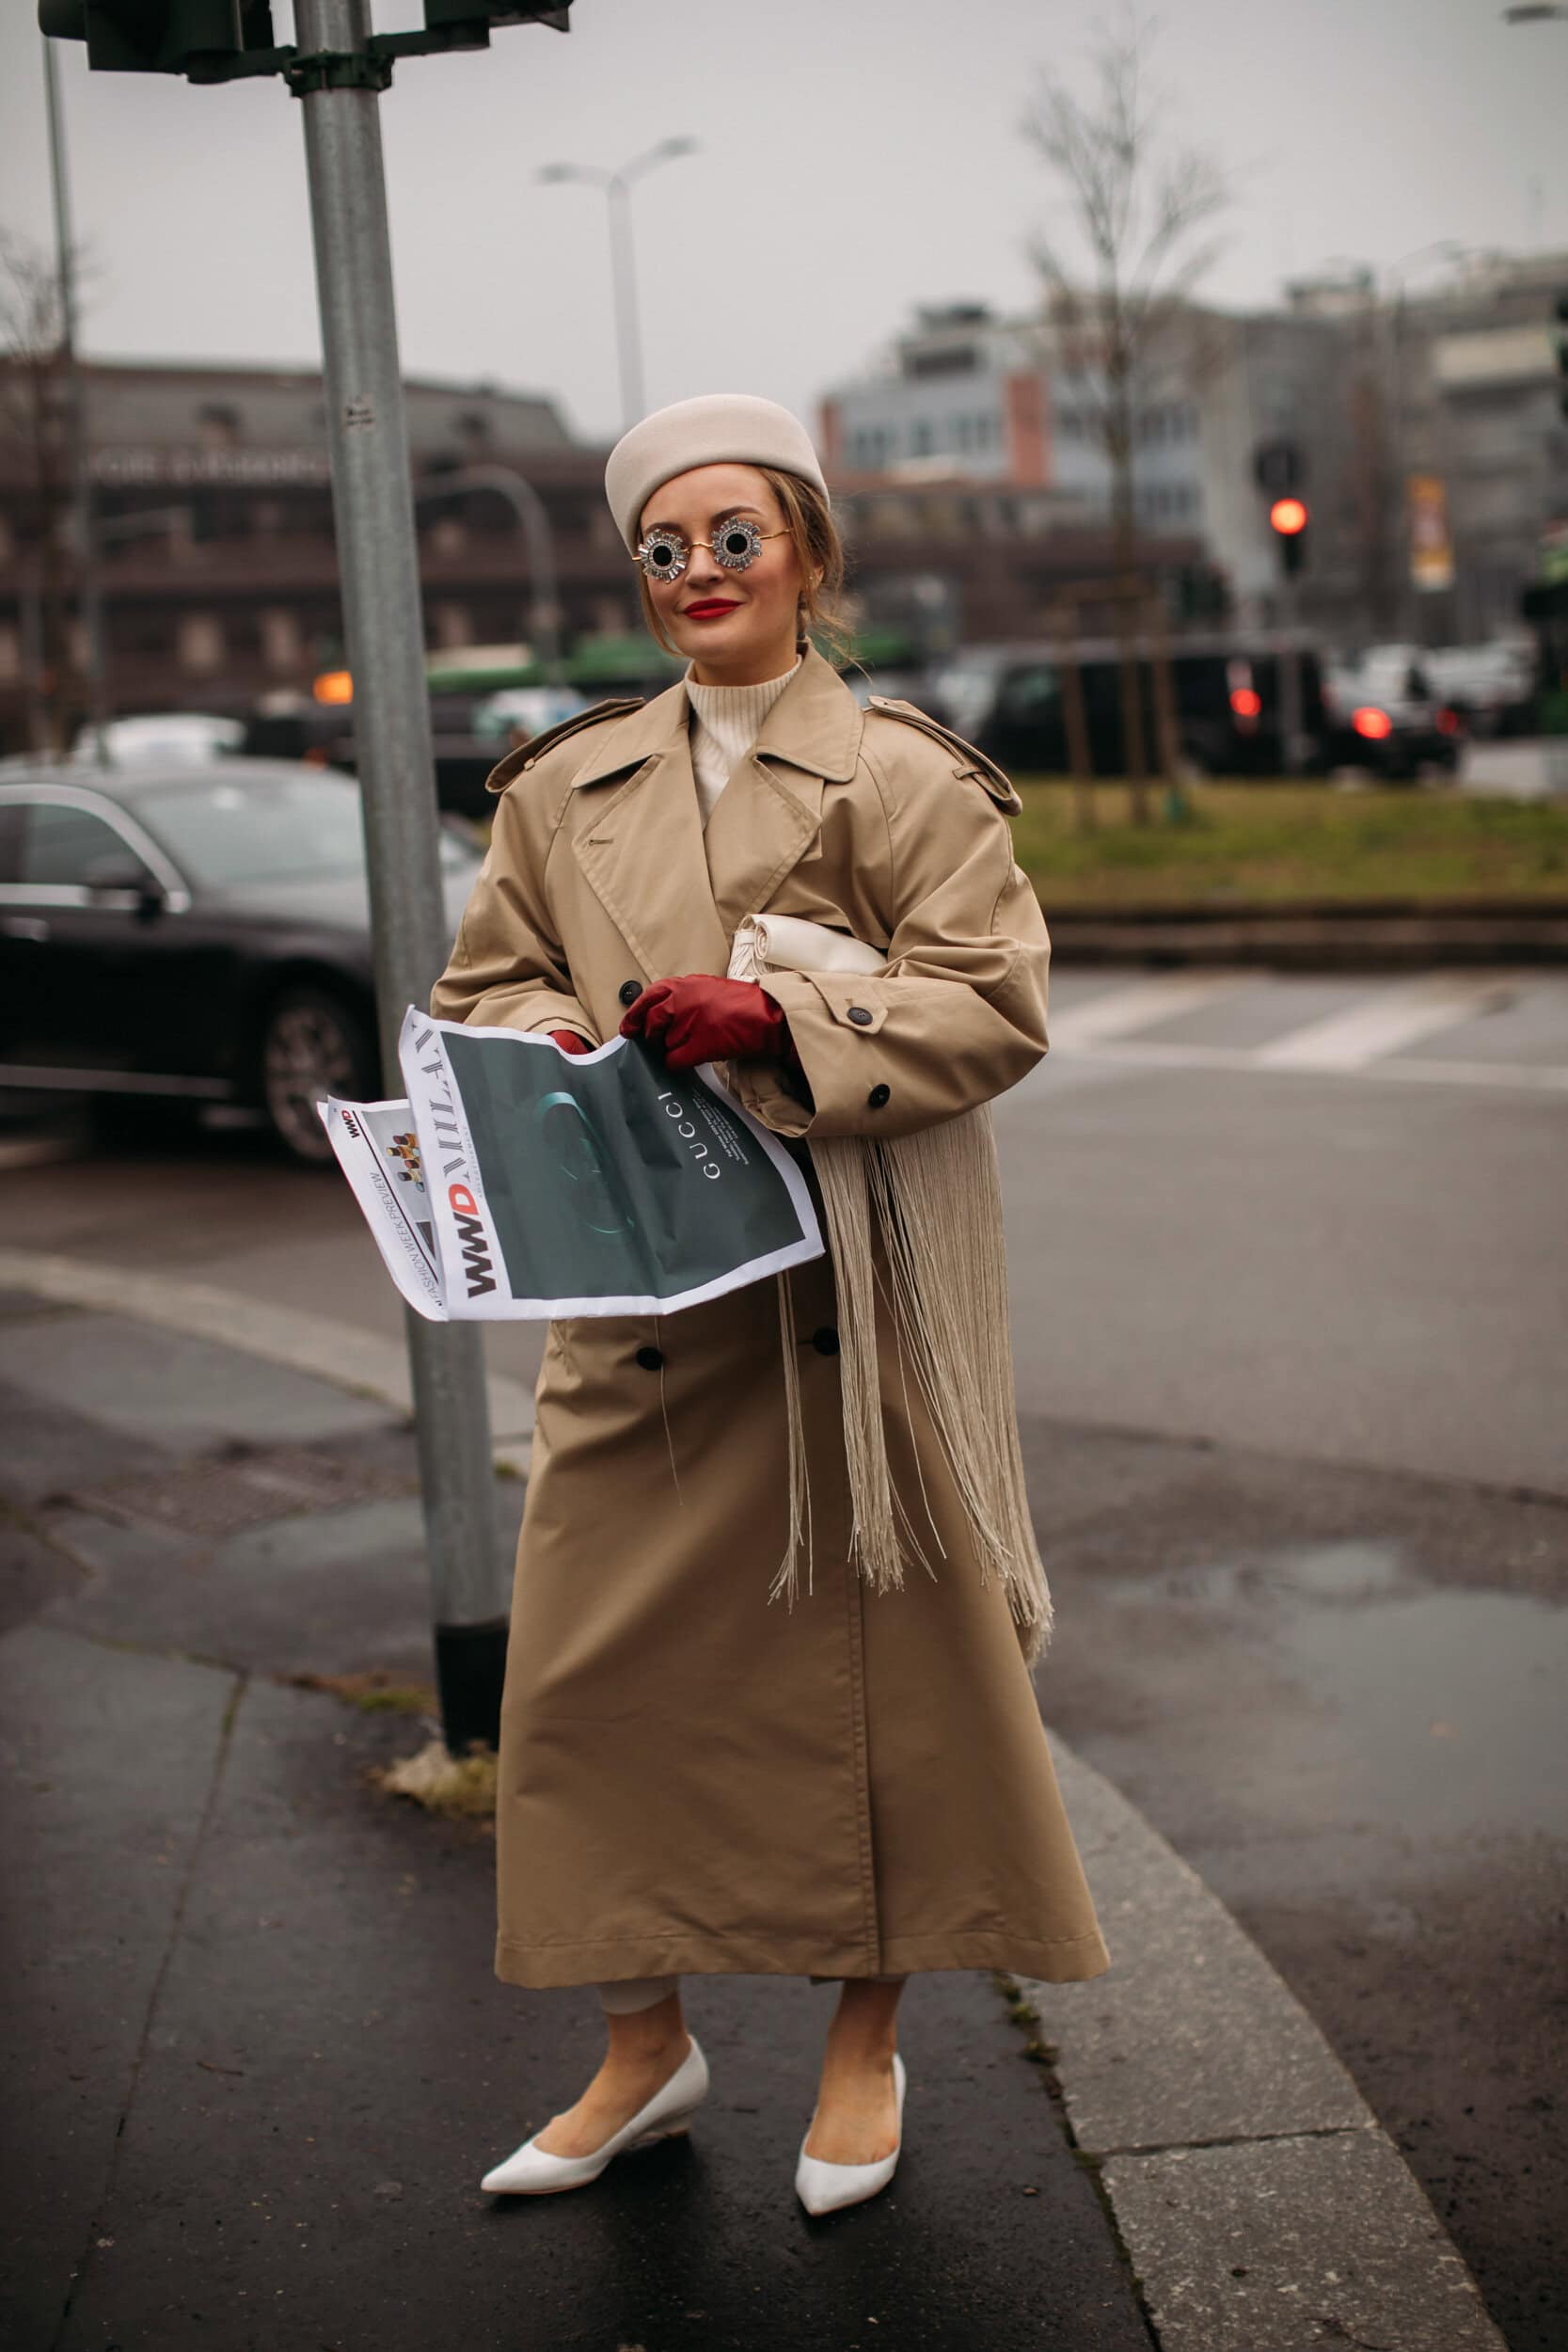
top-left (605, 392), bottom-right (829, 551)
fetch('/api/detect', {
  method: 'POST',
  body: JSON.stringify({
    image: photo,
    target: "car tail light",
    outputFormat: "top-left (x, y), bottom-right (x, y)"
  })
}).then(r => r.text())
top-left (1230, 688), bottom-right (1262, 720)
top-left (1353, 707), bottom-right (1393, 740)
top-left (1436, 707), bottom-right (1460, 736)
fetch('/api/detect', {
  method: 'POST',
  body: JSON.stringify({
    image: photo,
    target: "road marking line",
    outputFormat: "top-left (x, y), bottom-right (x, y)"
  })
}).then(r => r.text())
top-left (1047, 973), bottom-right (1252, 1048)
top-left (1252, 972), bottom-right (1518, 1069)
top-left (0, 1248), bottom-right (537, 1449)
top-left (1046, 1038), bottom-right (1568, 1091)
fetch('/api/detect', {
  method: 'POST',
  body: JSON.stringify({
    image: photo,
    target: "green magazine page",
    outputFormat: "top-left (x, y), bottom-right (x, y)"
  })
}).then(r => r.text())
top-left (391, 1009), bottom-right (824, 1320)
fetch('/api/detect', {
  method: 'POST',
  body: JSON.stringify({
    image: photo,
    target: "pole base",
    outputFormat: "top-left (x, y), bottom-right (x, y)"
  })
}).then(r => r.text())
top-left (435, 1618), bottom-right (509, 1756)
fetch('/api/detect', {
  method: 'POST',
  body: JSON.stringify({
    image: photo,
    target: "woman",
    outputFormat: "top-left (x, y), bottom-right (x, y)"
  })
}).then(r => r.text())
top-left (431, 393), bottom-right (1109, 2216)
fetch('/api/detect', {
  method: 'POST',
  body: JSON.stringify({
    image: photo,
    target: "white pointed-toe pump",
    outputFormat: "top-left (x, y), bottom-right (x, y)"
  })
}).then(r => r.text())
top-left (481, 2034), bottom-right (709, 2197)
top-left (795, 2051), bottom-right (907, 2217)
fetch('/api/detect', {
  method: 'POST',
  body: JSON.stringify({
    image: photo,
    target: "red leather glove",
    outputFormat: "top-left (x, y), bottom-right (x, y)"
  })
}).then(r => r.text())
top-left (548, 1029), bottom-right (593, 1056)
top-left (619, 974), bottom-right (800, 1074)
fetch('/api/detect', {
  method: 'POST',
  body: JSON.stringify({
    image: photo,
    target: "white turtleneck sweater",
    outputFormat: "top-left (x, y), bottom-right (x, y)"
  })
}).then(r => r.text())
top-left (685, 658), bottom-right (801, 830)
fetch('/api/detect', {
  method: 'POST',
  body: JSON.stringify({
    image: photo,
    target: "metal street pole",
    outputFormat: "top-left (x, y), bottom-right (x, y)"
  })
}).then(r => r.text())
top-left (293, 0), bottom-right (507, 1755)
top-left (606, 173), bottom-right (643, 427)
top-left (40, 34), bottom-right (108, 764)
top-left (538, 139), bottom-right (696, 432)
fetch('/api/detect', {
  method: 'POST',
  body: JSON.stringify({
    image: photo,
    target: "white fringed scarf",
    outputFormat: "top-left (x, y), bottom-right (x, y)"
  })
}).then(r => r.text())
top-left (727, 913), bottom-right (1053, 1666)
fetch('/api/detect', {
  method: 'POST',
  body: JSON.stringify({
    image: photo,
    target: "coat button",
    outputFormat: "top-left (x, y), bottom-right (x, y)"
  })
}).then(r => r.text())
top-left (867, 1083), bottom-right (891, 1109)
top-left (811, 1327), bottom-right (840, 1357)
top-left (635, 1345), bottom-right (664, 1371)
top-left (847, 1005), bottom-right (874, 1026)
top-left (619, 978), bottom-right (643, 1008)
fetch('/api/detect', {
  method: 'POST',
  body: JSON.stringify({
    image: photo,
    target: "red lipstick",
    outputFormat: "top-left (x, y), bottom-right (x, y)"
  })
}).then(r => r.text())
top-left (683, 599), bottom-right (739, 619)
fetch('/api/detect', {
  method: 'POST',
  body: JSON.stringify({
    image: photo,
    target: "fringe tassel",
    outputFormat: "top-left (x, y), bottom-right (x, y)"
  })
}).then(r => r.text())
top-left (811, 1138), bottom-right (919, 1596)
top-left (733, 917), bottom-right (1051, 1661)
top-left (863, 1108), bottom-right (1053, 1661)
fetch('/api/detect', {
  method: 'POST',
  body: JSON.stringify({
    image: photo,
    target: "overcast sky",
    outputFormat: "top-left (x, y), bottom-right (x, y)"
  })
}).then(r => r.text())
top-left (2, 0), bottom-right (1564, 449)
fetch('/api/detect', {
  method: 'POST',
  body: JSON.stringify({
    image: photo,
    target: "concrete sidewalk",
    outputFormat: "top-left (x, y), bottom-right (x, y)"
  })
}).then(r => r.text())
top-left (0, 1284), bottom-right (1506, 2352)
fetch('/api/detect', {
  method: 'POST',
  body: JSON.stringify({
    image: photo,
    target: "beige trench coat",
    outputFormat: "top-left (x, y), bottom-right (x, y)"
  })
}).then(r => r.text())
top-left (431, 644), bottom-right (1109, 1991)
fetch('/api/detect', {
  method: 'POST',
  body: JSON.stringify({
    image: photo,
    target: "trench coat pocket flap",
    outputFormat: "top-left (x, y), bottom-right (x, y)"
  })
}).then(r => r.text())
top-left (807, 976), bottom-right (889, 1035)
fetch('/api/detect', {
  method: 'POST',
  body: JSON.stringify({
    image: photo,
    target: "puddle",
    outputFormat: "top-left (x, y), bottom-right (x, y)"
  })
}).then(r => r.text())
top-left (1275, 1581), bottom-right (1568, 1841)
top-left (1141, 1537), bottom-right (1405, 1611)
top-left (1274, 1538), bottom-right (1404, 1601)
top-left (1116, 1539), bottom-right (1568, 1845)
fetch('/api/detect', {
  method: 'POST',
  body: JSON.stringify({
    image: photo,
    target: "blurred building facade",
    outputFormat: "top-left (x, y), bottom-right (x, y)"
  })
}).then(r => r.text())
top-left (820, 257), bottom-right (1568, 655)
top-left (4, 254), bottom-right (1563, 753)
top-left (1286, 248), bottom-right (1568, 647)
top-left (0, 348), bottom-right (1213, 747)
top-left (817, 305), bottom-right (1212, 654)
top-left (0, 359), bottom-right (644, 752)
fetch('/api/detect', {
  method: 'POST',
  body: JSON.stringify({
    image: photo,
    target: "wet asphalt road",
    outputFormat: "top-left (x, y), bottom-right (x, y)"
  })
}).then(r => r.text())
top-left (996, 969), bottom-right (1568, 2352)
top-left (6, 962), bottom-right (1566, 2350)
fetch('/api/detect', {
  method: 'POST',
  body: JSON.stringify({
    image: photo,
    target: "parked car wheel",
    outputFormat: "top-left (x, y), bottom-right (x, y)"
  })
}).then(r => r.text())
top-left (257, 985), bottom-right (374, 1165)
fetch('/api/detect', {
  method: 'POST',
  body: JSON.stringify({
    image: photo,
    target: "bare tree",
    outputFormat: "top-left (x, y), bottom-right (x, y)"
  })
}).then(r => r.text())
top-left (1022, 17), bottom-right (1228, 822)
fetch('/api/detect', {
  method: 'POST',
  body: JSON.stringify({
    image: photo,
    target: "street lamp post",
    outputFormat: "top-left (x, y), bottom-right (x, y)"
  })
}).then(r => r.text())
top-left (538, 139), bottom-right (697, 429)
top-left (414, 465), bottom-right (563, 682)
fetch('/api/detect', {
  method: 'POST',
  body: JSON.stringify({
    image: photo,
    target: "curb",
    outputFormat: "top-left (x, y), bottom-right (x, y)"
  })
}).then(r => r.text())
top-left (1022, 1740), bottom-right (1507, 2352)
top-left (0, 1251), bottom-right (1508, 2347)
top-left (1044, 901), bottom-right (1568, 969)
top-left (0, 1247), bottom-right (536, 1472)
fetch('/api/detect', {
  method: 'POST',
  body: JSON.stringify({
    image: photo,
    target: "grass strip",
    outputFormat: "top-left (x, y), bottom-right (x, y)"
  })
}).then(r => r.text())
top-left (1010, 780), bottom-right (1568, 909)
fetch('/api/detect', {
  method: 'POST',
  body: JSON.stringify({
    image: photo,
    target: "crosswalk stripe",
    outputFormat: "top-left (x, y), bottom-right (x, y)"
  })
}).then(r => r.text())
top-left (1250, 973), bottom-right (1519, 1070)
top-left (1047, 1037), bottom-right (1568, 1092)
top-left (1046, 973), bottom-right (1251, 1048)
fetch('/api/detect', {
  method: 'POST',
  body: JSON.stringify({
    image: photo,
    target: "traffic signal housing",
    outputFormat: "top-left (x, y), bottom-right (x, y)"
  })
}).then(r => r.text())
top-left (38, 0), bottom-right (570, 79)
top-left (1269, 495), bottom-right (1309, 580)
top-left (37, 2), bottom-right (284, 77)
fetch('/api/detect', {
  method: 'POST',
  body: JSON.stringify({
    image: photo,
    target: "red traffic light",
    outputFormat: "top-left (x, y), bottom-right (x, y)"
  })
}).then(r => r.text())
top-left (1269, 497), bottom-right (1308, 536)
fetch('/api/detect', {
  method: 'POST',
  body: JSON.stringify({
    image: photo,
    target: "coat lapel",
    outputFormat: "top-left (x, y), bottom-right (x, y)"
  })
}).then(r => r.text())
top-left (567, 686), bottom-right (731, 980)
top-left (701, 645), bottom-right (863, 939)
top-left (566, 644), bottom-right (864, 979)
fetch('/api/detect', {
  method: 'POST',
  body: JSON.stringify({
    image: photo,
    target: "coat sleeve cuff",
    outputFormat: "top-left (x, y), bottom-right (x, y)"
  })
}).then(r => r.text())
top-left (733, 968), bottom-right (887, 1137)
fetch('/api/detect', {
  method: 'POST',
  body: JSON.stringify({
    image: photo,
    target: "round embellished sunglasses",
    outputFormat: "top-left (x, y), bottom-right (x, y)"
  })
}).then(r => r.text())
top-left (632, 515), bottom-right (788, 582)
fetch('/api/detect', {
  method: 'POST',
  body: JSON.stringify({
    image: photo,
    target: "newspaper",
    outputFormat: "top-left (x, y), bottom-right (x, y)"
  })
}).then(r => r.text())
top-left (318, 1007), bottom-right (824, 1321)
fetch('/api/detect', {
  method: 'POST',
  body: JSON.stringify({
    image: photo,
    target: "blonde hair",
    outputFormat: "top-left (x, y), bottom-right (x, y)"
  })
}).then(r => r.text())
top-left (637, 465), bottom-right (850, 663)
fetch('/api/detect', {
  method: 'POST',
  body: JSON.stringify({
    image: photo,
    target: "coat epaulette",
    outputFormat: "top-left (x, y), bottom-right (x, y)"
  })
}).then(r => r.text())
top-left (483, 697), bottom-right (646, 795)
top-left (863, 696), bottom-right (1021, 814)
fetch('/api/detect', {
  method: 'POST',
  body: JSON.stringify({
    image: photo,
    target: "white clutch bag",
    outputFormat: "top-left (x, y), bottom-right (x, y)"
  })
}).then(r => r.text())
top-left (727, 911), bottom-right (886, 985)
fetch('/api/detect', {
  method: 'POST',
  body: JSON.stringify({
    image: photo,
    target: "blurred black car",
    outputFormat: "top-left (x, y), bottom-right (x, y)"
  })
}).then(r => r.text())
top-left (0, 759), bottom-right (482, 1163)
top-left (922, 634), bottom-right (1330, 777)
top-left (1322, 646), bottom-right (1462, 782)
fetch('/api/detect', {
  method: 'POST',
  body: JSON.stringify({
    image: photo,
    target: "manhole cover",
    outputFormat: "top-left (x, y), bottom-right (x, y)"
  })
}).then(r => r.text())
top-left (71, 1445), bottom-right (415, 1537)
